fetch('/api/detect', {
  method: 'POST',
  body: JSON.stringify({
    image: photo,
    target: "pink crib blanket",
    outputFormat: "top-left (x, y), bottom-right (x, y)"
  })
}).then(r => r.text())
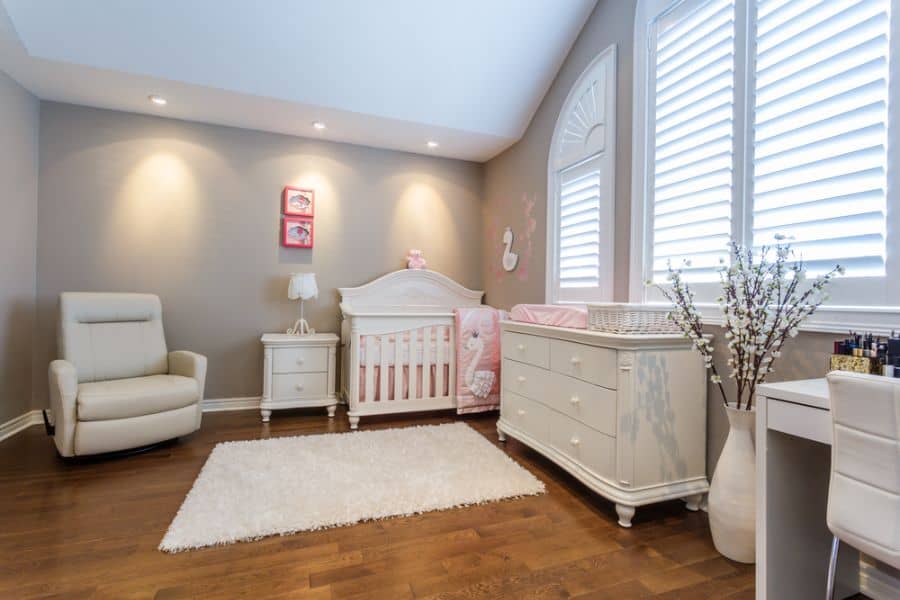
top-left (453, 307), bottom-right (504, 414)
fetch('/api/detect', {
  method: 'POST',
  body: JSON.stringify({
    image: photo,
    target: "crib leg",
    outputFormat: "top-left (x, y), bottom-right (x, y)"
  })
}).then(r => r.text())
top-left (497, 425), bottom-right (507, 442)
top-left (348, 414), bottom-right (360, 430)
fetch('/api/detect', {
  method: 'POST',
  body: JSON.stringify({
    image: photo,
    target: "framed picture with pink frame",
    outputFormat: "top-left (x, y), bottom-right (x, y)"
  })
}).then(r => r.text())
top-left (283, 217), bottom-right (314, 248)
top-left (283, 186), bottom-right (314, 217)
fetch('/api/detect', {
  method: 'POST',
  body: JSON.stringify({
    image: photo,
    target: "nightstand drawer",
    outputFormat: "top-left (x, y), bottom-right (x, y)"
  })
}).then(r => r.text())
top-left (272, 372), bottom-right (329, 400)
top-left (273, 346), bottom-right (328, 373)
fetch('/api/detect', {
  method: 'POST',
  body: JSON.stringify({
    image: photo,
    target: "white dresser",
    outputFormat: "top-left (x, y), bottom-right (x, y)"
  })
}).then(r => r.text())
top-left (497, 321), bottom-right (709, 527)
top-left (260, 333), bottom-right (339, 422)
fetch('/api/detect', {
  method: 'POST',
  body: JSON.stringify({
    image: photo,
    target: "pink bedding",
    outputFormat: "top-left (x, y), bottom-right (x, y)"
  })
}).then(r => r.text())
top-left (454, 307), bottom-right (502, 414)
top-left (509, 304), bottom-right (588, 329)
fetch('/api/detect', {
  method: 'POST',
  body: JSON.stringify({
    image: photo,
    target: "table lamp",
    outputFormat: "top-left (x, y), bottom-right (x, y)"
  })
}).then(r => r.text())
top-left (286, 273), bottom-right (318, 336)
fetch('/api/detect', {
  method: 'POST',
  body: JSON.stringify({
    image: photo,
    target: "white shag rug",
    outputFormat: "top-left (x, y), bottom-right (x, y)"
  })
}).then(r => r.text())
top-left (159, 422), bottom-right (545, 552)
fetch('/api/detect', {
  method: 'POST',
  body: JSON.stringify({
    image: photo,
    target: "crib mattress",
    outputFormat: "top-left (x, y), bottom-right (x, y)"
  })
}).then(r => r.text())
top-left (509, 304), bottom-right (588, 329)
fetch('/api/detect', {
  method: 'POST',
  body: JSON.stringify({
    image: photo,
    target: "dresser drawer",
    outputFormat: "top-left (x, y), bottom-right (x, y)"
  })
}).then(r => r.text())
top-left (502, 359), bottom-right (549, 403)
top-left (501, 391), bottom-right (551, 441)
top-left (502, 331), bottom-right (550, 369)
top-left (546, 372), bottom-right (617, 436)
top-left (549, 411), bottom-right (616, 480)
top-left (273, 346), bottom-right (329, 374)
top-left (550, 339), bottom-right (616, 389)
top-left (272, 372), bottom-right (329, 400)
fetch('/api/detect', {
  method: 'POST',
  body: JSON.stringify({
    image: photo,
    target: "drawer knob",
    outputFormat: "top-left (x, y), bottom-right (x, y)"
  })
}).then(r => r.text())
top-left (295, 383), bottom-right (305, 391)
top-left (570, 437), bottom-right (580, 446)
top-left (517, 409), bottom-right (526, 416)
top-left (517, 344), bottom-right (526, 351)
top-left (517, 375), bottom-right (526, 383)
top-left (296, 358), bottom-right (305, 365)
top-left (570, 396), bottom-right (581, 405)
top-left (570, 356), bottom-right (582, 365)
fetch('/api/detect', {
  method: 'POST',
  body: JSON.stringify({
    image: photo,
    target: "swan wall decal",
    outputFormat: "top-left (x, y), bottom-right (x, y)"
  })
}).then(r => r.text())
top-left (502, 227), bottom-right (519, 272)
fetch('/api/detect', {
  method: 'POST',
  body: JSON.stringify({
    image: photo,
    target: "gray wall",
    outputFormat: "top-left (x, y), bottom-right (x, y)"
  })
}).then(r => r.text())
top-left (35, 102), bottom-right (484, 403)
top-left (480, 0), bottom-right (844, 473)
top-left (0, 70), bottom-right (39, 423)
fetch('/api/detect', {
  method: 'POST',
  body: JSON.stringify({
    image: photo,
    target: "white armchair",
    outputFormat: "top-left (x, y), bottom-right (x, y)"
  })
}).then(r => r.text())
top-left (48, 292), bottom-right (206, 457)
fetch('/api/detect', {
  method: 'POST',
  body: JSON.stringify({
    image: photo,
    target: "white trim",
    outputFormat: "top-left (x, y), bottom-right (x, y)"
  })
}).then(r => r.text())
top-left (647, 300), bottom-right (900, 336)
top-left (546, 44), bottom-right (617, 304)
top-left (0, 410), bottom-right (43, 442)
top-left (201, 397), bottom-right (261, 412)
top-left (860, 558), bottom-right (900, 600)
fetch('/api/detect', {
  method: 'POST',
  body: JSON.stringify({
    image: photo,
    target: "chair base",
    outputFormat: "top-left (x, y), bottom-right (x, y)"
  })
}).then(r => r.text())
top-left (59, 437), bottom-right (179, 462)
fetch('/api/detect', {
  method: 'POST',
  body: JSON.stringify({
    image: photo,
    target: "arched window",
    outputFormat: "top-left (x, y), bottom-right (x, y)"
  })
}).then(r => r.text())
top-left (546, 44), bottom-right (617, 304)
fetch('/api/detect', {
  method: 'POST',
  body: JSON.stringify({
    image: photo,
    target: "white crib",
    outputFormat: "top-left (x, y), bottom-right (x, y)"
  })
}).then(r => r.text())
top-left (338, 270), bottom-right (483, 429)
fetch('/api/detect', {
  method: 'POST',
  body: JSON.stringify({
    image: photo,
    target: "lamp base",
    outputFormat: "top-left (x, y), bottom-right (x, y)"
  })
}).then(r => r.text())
top-left (286, 319), bottom-right (315, 336)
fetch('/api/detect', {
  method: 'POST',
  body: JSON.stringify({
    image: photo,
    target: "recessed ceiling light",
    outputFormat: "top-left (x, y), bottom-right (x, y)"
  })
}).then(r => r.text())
top-left (148, 95), bottom-right (167, 106)
top-left (427, 141), bottom-right (439, 149)
top-left (312, 121), bottom-right (326, 130)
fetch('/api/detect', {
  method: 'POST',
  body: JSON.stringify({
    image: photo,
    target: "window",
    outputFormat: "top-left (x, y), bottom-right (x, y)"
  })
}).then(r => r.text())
top-left (547, 45), bottom-right (617, 304)
top-left (632, 0), bottom-right (899, 331)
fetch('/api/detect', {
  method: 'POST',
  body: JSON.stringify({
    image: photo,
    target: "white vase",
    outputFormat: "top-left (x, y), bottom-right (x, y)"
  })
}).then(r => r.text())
top-left (708, 403), bottom-right (756, 563)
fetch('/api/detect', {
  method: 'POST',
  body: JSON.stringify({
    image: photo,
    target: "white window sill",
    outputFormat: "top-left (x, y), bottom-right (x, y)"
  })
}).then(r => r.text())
top-left (640, 302), bottom-right (900, 336)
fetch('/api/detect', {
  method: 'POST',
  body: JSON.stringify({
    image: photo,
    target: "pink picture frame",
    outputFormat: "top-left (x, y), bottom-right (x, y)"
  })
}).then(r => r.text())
top-left (283, 217), bottom-right (314, 248)
top-left (283, 186), bottom-right (315, 216)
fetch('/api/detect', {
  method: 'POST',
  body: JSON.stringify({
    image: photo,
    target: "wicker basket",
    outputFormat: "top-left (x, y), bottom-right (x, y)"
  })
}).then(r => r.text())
top-left (587, 303), bottom-right (680, 335)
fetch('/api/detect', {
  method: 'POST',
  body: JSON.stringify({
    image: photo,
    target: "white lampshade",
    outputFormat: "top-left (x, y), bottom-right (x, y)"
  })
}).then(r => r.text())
top-left (288, 273), bottom-right (318, 301)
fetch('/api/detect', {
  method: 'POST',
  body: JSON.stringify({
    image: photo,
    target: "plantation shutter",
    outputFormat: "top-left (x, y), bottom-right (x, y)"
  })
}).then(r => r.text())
top-left (751, 0), bottom-right (890, 277)
top-left (650, 0), bottom-right (736, 283)
top-left (558, 157), bottom-right (603, 291)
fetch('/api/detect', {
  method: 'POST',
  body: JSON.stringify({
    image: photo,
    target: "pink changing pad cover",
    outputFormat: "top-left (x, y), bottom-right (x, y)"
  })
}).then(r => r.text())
top-left (509, 304), bottom-right (588, 329)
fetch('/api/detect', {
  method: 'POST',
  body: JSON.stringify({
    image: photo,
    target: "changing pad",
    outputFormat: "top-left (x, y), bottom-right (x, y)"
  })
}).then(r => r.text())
top-left (508, 304), bottom-right (588, 329)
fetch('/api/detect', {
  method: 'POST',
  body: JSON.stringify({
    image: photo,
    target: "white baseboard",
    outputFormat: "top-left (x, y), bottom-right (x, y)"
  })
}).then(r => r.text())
top-left (861, 559), bottom-right (900, 599)
top-left (201, 396), bottom-right (260, 412)
top-left (0, 410), bottom-right (43, 442)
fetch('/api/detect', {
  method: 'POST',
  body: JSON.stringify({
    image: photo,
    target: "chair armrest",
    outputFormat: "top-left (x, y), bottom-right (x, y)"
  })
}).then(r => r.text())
top-left (168, 351), bottom-right (208, 399)
top-left (48, 360), bottom-right (78, 457)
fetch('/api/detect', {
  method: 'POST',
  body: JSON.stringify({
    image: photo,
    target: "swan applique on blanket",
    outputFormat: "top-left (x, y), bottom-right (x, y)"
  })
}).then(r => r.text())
top-left (454, 307), bottom-right (505, 414)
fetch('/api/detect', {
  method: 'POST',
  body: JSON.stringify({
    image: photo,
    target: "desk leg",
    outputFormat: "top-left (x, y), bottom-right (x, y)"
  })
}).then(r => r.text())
top-left (759, 428), bottom-right (859, 599)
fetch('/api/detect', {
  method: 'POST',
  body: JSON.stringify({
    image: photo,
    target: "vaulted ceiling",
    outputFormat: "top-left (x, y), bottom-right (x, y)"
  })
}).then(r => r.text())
top-left (0, 0), bottom-right (597, 161)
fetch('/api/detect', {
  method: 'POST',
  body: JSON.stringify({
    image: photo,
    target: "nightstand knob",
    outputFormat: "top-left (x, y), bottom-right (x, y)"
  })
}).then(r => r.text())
top-left (517, 344), bottom-right (526, 351)
top-left (570, 437), bottom-right (580, 446)
top-left (517, 409), bottom-right (526, 416)
top-left (517, 375), bottom-right (526, 383)
top-left (570, 356), bottom-right (582, 365)
top-left (570, 396), bottom-right (580, 405)
top-left (295, 383), bottom-right (305, 391)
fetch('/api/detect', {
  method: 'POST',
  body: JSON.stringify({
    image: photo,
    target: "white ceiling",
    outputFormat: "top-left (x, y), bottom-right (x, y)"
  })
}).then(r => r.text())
top-left (0, 0), bottom-right (596, 161)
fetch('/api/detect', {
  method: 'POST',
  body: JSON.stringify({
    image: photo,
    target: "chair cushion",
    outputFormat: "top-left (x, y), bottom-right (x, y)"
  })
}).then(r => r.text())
top-left (77, 375), bottom-right (199, 421)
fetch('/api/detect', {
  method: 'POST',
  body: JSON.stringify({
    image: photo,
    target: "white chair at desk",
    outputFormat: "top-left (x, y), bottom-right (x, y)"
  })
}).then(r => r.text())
top-left (825, 372), bottom-right (900, 600)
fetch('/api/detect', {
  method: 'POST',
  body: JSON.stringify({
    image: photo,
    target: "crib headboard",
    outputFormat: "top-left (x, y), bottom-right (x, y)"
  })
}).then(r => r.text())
top-left (339, 270), bottom-right (483, 315)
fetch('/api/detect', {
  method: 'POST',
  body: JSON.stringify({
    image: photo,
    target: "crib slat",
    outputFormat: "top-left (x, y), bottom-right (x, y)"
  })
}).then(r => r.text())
top-left (393, 333), bottom-right (403, 402)
top-left (448, 326), bottom-right (456, 402)
top-left (408, 328), bottom-right (418, 401)
top-left (379, 335), bottom-right (389, 403)
top-left (422, 326), bottom-right (432, 400)
top-left (435, 325), bottom-right (445, 399)
top-left (365, 336), bottom-right (375, 403)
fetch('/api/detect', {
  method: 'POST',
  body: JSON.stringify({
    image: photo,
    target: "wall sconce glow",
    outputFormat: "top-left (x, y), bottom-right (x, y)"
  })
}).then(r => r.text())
top-left (427, 140), bottom-right (439, 149)
top-left (148, 95), bottom-right (167, 106)
top-left (312, 121), bottom-right (326, 130)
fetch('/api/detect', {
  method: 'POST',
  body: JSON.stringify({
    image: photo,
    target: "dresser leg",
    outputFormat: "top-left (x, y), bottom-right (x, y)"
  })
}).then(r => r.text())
top-left (348, 415), bottom-right (360, 430)
top-left (684, 493), bottom-right (703, 512)
top-left (616, 504), bottom-right (635, 528)
top-left (497, 425), bottom-right (507, 442)
top-left (261, 409), bottom-right (272, 423)
top-left (326, 405), bottom-right (336, 418)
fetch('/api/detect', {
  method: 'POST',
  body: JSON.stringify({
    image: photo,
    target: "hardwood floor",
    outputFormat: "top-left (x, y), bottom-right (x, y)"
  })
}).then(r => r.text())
top-left (0, 407), bottom-right (754, 599)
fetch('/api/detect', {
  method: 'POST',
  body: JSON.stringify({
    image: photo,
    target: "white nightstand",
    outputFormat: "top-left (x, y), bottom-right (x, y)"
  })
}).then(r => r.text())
top-left (260, 333), bottom-right (339, 422)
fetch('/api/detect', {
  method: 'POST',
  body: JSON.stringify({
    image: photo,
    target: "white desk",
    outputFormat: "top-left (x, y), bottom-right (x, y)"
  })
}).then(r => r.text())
top-left (757, 378), bottom-right (899, 600)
